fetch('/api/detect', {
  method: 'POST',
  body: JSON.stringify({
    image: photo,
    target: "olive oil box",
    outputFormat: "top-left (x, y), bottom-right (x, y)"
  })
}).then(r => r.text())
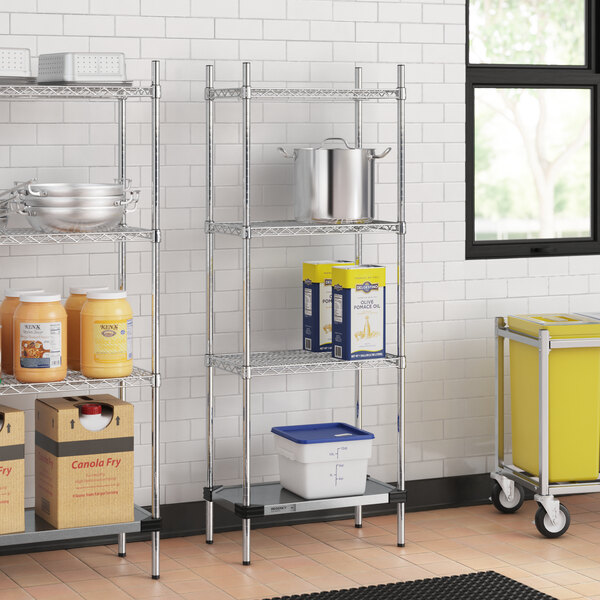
top-left (0, 405), bottom-right (24, 534)
top-left (303, 261), bottom-right (351, 352)
top-left (332, 265), bottom-right (386, 360)
top-left (35, 394), bottom-right (133, 529)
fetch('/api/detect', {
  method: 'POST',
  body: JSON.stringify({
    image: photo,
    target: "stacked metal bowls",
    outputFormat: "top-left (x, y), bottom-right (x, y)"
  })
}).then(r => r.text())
top-left (15, 182), bottom-right (139, 233)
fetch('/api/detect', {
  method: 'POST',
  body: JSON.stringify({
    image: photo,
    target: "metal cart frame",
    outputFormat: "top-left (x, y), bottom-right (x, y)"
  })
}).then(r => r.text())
top-left (492, 316), bottom-right (600, 537)
top-left (204, 62), bottom-right (407, 565)
top-left (0, 62), bottom-right (162, 578)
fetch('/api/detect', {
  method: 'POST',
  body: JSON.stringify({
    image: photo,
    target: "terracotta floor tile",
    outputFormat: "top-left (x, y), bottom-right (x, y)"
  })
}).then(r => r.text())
top-left (306, 573), bottom-right (357, 590)
top-left (22, 583), bottom-right (82, 600)
top-left (422, 560), bottom-right (474, 577)
top-left (93, 562), bottom-right (145, 578)
top-left (53, 568), bottom-right (103, 583)
top-left (0, 590), bottom-right (36, 600)
top-left (192, 564), bottom-right (257, 588)
top-left (179, 590), bottom-right (234, 600)
top-left (381, 565), bottom-right (433, 581)
top-left (28, 551), bottom-right (75, 565)
top-left (568, 581), bottom-right (600, 596)
top-left (543, 570), bottom-right (595, 586)
top-left (0, 571), bottom-right (19, 589)
top-left (345, 568), bottom-right (397, 585)
top-left (264, 576), bottom-right (319, 596)
top-left (163, 576), bottom-right (216, 594)
top-left (345, 547), bottom-right (411, 569)
top-left (224, 582), bottom-right (277, 599)
top-left (111, 574), bottom-right (175, 598)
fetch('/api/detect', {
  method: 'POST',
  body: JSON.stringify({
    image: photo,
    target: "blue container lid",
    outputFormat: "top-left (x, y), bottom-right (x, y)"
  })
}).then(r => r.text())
top-left (271, 422), bottom-right (374, 444)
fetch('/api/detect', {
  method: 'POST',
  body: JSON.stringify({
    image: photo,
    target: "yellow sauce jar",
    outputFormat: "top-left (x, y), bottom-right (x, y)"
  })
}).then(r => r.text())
top-left (81, 291), bottom-right (133, 379)
top-left (65, 286), bottom-right (108, 371)
top-left (13, 294), bottom-right (67, 383)
top-left (1, 289), bottom-right (44, 375)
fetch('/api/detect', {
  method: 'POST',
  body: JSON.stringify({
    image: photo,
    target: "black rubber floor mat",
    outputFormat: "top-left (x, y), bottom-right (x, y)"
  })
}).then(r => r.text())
top-left (263, 570), bottom-right (557, 600)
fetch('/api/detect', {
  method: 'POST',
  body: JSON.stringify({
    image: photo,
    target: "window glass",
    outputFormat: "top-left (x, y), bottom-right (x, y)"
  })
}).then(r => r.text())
top-left (474, 88), bottom-right (591, 241)
top-left (469, 0), bottom-right (585, 65)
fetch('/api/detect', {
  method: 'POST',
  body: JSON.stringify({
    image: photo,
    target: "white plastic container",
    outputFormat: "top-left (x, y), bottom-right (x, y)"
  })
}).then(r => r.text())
top-left (271, 422), bottom-right (374, 499)
top-left (0, 48), bottom-right (32, 78)
top-left (78, 403), bottom-right (112, 431)
top-left (37, 53), bottom-right (127, 84)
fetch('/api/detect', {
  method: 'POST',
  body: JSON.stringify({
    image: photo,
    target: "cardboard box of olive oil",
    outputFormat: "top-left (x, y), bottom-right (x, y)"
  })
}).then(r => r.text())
top-left (0, 405), bottom-right (24, 534)
top-left (35, 394), bottom-right (133, 529)
top-left (332, 265), bottom-right (386, 360)
top-left (303, 261), bottom-right (352, 352)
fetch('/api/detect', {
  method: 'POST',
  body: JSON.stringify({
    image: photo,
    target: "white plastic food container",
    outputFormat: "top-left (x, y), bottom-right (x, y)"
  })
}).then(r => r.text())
top-left (271, 422), bottom-right (374, 499)
top-left (37, 53), bottom-right (127, 84)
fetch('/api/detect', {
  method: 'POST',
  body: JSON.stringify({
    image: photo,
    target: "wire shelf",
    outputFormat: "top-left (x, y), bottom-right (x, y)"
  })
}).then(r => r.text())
top-left (207, 87), bottom-right (401, 101)
top-left (0, 85), bottom-right (153, 99)
top-left (0, 227), bottom-right (154, 245)
top-left (208, 220), bottom-right (402, 238)
top-left (208, 349), bottom-right (400, 377)
top-left (0, 367), bottom-right (154, 396)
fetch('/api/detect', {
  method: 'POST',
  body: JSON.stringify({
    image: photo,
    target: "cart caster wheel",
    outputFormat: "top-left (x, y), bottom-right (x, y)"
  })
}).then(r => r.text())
top-left (491, 481), bottom-right (524, 514)
top-left (535, 504), bottom-right (570, 538)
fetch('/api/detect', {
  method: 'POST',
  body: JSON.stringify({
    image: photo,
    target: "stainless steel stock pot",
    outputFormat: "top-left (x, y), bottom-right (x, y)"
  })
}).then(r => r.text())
top-left (278, 137), bottom-right (391, 223)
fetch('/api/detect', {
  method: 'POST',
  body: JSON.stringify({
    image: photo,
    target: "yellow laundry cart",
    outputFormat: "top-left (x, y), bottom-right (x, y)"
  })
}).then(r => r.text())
top-left (509, 314), bottom-right (600, 482)
top-left (491, 314), bottom-right (600, 539)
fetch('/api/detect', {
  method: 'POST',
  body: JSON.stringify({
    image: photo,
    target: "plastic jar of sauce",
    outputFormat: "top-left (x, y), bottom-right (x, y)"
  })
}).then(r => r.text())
top-left (81, 291), bottom-right (133, 379)
top-left (13, 294), bottom-right (67, 383)
top-left (1, 289), bottom-right (45, 375)
top-left (65, 286), bottom-right (108, 371)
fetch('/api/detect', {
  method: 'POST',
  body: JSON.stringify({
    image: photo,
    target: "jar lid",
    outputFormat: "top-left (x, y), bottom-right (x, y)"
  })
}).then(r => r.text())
top-left (69, 286), bottom-right (108, 296)
top-left (20, 294), bottom-right (61, 303)
top-left (87, 290), bottom-right (127, 300)
top-left (4, 288), bottom-right (44, 298)
top-left (80, 403), bottom-right (102, 415)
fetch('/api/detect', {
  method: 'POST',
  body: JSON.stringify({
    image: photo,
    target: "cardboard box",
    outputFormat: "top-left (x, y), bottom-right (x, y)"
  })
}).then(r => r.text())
top-left (303, 260), bottom-right (352, 352)
top-left (35, 394), bottom-right (133, 529)
top-left (0, 405), bottom-right (24, 534)
top-left (332, 264), bottom-right (386, 360)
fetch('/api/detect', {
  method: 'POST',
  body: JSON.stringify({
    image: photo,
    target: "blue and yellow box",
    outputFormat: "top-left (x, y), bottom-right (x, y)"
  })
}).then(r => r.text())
top-left (303, 261), bottom-right (350, 352)
top-left (332, 265), bottom-right (385, 360)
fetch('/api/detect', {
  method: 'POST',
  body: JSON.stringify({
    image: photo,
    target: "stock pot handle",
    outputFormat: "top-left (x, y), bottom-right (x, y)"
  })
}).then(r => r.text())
top-left (370, 147), bottom-right (392, 160)
top-left (321, 137), bottom-right (353, 149)
top-left (277, 147), bottom-right (297, 160)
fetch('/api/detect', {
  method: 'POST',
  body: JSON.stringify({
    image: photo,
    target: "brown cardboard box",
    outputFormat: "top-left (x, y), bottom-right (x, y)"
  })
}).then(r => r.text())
top-left (0, 405), bottom-right (24, 534)
top-left (35, 394), bottom-right (133, 529)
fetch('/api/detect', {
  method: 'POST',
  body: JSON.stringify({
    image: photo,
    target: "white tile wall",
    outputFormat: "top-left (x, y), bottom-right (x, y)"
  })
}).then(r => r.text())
top-left (1, 0), bottom-right (594, 509)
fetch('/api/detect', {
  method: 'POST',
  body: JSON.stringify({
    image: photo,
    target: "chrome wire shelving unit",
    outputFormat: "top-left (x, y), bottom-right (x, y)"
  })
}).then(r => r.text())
top-left (204, 62), bottom-right (407, 565)
top-left (0, 64), bottom-right (162, 578)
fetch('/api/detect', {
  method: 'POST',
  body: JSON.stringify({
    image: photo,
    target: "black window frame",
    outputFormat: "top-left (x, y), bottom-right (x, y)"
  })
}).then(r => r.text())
top-left (466, 0), bottom-right (600, 259)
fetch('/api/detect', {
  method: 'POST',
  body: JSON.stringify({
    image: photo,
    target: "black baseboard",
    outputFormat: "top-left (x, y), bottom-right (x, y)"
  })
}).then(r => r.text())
top-left (0, 473), bottom-right (494, 555)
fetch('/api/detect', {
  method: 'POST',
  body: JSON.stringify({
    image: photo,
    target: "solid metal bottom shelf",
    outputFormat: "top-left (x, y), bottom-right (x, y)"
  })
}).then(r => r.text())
top-left (0, 505), bottom-right (153, 547)
top-left (211, 478), bottom-right (404, 518)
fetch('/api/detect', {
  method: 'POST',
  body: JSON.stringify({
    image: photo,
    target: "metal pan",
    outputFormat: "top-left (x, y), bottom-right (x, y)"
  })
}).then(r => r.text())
top-left (17, 189), bottom-right (139, 208)
top-left (22, 181), bottom-right (131, 198)
top-left (19, 205), bottom-right (127, 232)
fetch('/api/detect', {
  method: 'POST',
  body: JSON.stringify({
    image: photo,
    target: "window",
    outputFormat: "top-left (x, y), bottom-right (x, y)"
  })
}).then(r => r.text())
top-left (466, 0), bottom-right (599, 259)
